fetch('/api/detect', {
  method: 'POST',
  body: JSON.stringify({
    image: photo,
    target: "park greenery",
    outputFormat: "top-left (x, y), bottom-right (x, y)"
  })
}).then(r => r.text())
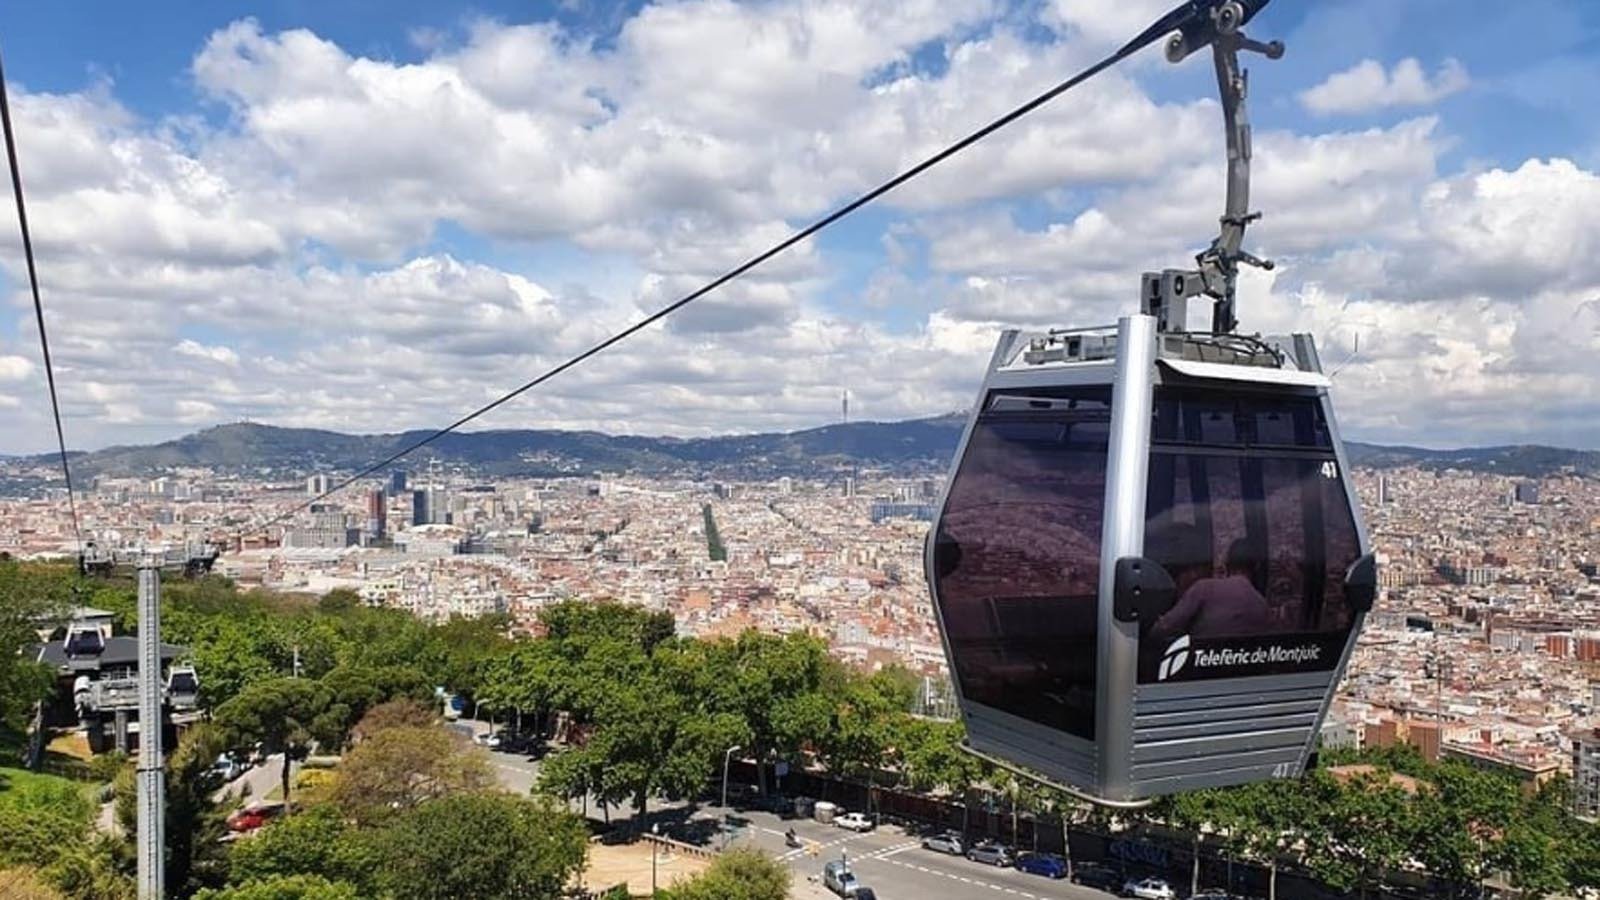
top-left (3, 560), bottom-right (1600, 898)
top-left (701, 504), bottom-right (726, 562)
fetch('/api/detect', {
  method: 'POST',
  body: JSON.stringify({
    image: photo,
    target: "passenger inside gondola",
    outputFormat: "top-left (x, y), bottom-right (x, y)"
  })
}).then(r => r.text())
top-left (1151, 537), bottom-right (1271, 639)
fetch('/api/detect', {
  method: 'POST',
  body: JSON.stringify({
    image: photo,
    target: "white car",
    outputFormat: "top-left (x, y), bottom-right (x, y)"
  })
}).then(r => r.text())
top-left (834, 812), bottom-right (874, 832)
top-left (1122, 877), bottom-right (1177, 900)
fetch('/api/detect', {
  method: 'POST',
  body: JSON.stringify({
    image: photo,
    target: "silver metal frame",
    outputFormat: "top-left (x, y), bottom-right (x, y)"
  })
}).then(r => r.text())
top-left (1095, 315), bottom-right (1157, 801)
top-left (927, 326), bottom-right (1372, 804)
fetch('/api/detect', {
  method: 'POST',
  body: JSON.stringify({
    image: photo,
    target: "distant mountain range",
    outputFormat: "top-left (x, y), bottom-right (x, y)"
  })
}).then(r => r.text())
top-left (11, 420), bottom-right (1600, 481)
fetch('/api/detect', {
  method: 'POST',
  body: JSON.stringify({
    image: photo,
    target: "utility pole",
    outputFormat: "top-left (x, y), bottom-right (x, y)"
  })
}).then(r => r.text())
top-left (136, 561), bottom-right (165, 900)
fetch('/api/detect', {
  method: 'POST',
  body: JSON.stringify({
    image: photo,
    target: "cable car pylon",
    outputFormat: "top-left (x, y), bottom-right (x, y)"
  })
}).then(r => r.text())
top-left (926, 0), bottom-right (1377, 806)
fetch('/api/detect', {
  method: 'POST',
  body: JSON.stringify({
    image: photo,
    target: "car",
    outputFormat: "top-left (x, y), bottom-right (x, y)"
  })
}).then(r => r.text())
top-left (853, 890), bottom-right (877, 900)
top-left (1071, 863), bottom-right (1124, 891)
top-left (212, 753), bottom-right (243, 782)
top-left (834, 811), bottom-right (874, 832)
top-left (1122, 876), bottom-right (1177, 900)
top-left (921, 832), bottom-right (965, 855)
top-left (966, 842), bottom-right (1015, 867)
top-left (1015, 852), bottom-right (1069, 879)
top-left (822, 860), bottom-right (862, 896)
top-left (225, 802), bottom-right (285, 833)
top-left (1190, 891), bottom-right (1238, 900)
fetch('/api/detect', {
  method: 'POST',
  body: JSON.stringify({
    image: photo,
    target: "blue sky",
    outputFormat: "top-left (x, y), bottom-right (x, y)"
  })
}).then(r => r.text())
top-left (1, 0), bottom-right (1598, 453)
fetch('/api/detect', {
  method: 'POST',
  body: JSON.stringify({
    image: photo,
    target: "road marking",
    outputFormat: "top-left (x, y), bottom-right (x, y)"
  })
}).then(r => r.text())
top-left (860, 856), bottom-right (1038, 900)
top-left (860, 840), bottom-right (919, 860)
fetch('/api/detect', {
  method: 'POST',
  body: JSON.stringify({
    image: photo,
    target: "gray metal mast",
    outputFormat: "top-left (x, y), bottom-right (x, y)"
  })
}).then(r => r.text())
top-left (136, 561), bottom-right (165, 900)
top-left (1142, 0), bottom-right (1283, 335)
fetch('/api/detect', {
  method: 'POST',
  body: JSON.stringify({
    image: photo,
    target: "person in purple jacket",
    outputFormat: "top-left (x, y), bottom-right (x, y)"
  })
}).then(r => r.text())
top-left (1151, 538), bottom-right (1270, 639)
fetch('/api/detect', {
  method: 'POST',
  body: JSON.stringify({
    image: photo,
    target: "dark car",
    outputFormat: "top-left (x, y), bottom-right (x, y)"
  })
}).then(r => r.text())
top-left (1071, 862), bottom-right (1123, 892)
top-left (1015, 852), bottom-right (1069, 879)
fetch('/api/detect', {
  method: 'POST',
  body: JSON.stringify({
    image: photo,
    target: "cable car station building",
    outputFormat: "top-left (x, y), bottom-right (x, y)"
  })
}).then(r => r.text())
top-left (28, 607), bottom-right (198, 754)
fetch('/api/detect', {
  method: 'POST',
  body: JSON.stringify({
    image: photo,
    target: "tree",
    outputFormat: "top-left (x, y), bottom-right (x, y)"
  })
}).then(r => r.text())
top-left (224, 806), bottom-right (376, 893)
top-left (898, 717), bottom-right (984, 833)
top-left (0, 560), bottom-right (70, 749)
top-left (687, 631), bottom-right (838, 796)
top-left (822, 669), bottom-right (909, 820)
top-left (215, 678), bottom-right (329, 808)
top-left (1415, 761), bottom-right (1518, 896)
top-left (368, 794), bottom-right (587, 900)
top-left (312, 664), bottom-right (431, 749)
top-left (193, 875), bottom-right (360, 900)
top-left (348, 698), bottom-right (436, 742)
top-left (1499, 823), bottom-right (1566, 900)
top-left (1214, 778), bottom-right (1311, 900)
top-left (663, 847), bottom-right (789, 900)
top-left (329, 722), bottom-right (493, 824)
top-left (113, 724), bottom-right (231, 895)
top-left (1304, 767), bottom-right (1422, 899)
top-left (1158, 789), bottom-right (1228, 897)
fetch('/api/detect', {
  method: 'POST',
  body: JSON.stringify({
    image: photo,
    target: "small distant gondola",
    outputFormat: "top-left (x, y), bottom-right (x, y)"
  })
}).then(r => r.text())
top-left (925, 0), bottom-right (1375, 804)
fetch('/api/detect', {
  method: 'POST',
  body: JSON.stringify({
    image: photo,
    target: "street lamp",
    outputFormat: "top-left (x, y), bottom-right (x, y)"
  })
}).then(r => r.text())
top-left (721, 745), bottom-right (742, 808)
top-left (651, 823), bottom-right (660, 894)
top-left (721, 744), bottom-right (742, 851)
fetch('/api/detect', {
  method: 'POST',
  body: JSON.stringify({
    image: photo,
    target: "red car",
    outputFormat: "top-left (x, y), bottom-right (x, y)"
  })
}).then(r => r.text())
top-left (226, 802), bottom-right (285, 832)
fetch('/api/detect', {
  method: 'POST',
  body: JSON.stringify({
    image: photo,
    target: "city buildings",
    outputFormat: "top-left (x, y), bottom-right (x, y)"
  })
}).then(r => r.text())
top-left (10, 459), bottom-right (1600, 802)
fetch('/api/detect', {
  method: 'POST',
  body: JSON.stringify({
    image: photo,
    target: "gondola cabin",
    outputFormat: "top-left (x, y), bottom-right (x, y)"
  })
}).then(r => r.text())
top-left (926, 315), bottom-right (1375, 803)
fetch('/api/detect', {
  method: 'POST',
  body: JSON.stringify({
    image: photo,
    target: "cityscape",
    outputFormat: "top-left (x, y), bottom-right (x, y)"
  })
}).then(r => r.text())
top-left (3, 0), bottom-right (1600, 898)
top-left (8, 442), bottom-right (1600, 810)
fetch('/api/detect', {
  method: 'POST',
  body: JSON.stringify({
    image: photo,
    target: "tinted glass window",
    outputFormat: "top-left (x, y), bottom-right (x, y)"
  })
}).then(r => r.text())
top-left (932, 389), bottom-right (1109, 739)
top-left (1140, 388), bottom-right (1360, 684)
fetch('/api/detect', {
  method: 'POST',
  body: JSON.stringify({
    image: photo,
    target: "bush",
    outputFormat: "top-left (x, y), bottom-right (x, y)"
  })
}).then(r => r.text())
top-left (194, 874), bottom-right (361, 900)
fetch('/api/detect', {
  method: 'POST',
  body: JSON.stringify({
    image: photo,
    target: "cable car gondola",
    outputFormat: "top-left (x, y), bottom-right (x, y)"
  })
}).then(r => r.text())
top-left (925, 0), bottom-right (1375, 805)
top-left (166, 664), bottom-right (200, 711)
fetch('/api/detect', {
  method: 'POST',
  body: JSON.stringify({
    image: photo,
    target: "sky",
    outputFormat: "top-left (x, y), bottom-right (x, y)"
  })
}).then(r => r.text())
top-left (0, 0), bottom-right (1598, 454)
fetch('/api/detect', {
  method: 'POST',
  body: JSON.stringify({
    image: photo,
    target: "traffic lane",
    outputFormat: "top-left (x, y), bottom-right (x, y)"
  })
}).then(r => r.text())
top-left (485, 746), bottom-right (543, 795)
top-left (852, 847), bottom-right (1116, 900)
top-left (715, 808), bottom-right (1114, 900)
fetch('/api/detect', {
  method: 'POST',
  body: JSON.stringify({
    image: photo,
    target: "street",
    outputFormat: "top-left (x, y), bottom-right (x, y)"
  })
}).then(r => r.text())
top-left (713, 807), bottom-right (1116, 900)
top-left (467, 725), bottom-right (1133, 900)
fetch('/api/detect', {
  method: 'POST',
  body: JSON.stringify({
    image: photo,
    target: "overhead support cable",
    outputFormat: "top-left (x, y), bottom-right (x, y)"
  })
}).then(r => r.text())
top-left (0, 44), bottom-right (82, 555)
top-left (243, 12), bottom-right (1192, 539)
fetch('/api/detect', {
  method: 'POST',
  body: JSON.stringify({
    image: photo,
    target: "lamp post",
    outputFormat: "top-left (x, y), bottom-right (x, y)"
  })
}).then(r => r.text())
top-left (721, 744), bottom-right (741, 850)
top-left (651, 823), bottom-right (660, 894)
top-left (721, 744), bottom-right (742, 808)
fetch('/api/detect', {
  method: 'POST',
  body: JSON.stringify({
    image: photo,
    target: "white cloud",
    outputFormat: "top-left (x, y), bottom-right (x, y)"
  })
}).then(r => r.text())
top-left (0, 356), bottom-right (33, 382)
top-left (1300, 58), bottom-right (1469, 116)
top-left (0, 3), bottom-right (1590, 454)
top-left (173, 340), bottom-right (239, 366)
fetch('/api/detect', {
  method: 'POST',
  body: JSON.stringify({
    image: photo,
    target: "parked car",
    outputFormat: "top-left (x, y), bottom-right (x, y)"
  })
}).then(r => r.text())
top-left (822, 860), bottom-right (862, 897)
top-left (835, 812), bottom-right (874, 832)
top-left (225, 802), bottom-right (285, 833)
top-left (1015, 852), bottom-right (1069, 878)
top-left (212, 753), bottom-right (243, 782)
top-left (921, 832), bottom-right (965, 855)
top-left (853, 890), bottom-right (877, 900)
top-left (1071, 862), bottom-right (1124, 891)
top-left (966, 842), bottom-right (1015, 867)
top-left (1122, 876), bottom-right (1177, 900)
top-left (1190, 891), bottom-right (1238, 900)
